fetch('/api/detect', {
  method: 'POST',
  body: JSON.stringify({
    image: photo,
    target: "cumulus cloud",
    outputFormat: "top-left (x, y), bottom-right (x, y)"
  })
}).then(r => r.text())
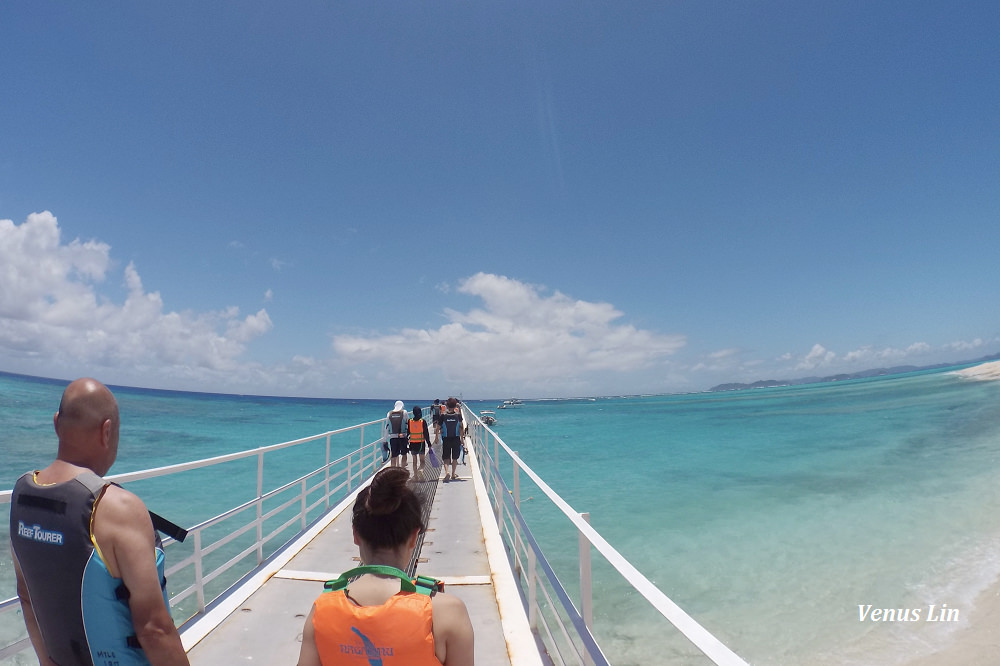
top-left (796, 343), bottom-right (837, 370)
top-left (690, 348), bottom-right (743, 373)
top-left (842, 342), bottom-right (932, 365)
top-left (783, 338), bottom-right (988, 376)
top-left (0, 212), bottom-right (273, 379)
top-left (944, 338), bottom-right (986, 352)
top-left (332, 272), bottom-right (685, 387)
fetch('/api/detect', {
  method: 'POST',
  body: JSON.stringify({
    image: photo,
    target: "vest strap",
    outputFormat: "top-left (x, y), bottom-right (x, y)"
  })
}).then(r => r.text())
top-left (150, 511), bottom-right (188, 543)
top-left (324, 565), bottom-right (443, 596)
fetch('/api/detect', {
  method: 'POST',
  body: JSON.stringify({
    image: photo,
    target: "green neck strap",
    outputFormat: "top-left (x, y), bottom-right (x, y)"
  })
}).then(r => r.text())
top-left (325, 565), bottom-right (417, 593)
top-left (325, 565), bottom-right (443, 596)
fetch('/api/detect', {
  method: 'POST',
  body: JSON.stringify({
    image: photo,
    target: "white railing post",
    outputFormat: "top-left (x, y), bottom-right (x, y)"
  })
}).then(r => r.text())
top-left (528, 547), bottom-right (538, 630)
top-left (325, 433), bottom-right (332, 510)
top-left (256, 451), bottom-right (265, 564)
top-left (193, 530), bottom-right (206, 613)
top-left (514, 452), bottom-right (522, 576)
top-left (300, 479), bottom-right (308, 529)
top-left (580, 512), bottom-right (594, 666)
top-left (347, 451), bottom-right (353, 492)
top-left (496, 457), bottom-right (505, 527)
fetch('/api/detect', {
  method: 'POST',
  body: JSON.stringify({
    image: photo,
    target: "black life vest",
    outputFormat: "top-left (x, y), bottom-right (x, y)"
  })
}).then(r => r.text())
top-left (387, 411), bottom-right (407, 437)
top-left (440, 411), bottom-right (463, 438)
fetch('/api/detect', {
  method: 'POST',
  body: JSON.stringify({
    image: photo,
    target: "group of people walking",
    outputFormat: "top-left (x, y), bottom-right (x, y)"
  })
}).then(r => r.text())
top-left (8, 379), bottom-right (475, 666)
top-left (384, 396), bottom-right (467, 482)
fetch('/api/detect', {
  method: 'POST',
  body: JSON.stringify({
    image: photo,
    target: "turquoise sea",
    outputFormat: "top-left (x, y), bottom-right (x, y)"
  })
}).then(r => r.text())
top-left (3, 367), bottom-right (1000, 665)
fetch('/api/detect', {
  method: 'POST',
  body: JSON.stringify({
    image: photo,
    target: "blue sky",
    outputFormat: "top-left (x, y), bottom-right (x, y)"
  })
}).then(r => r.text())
top-left (1, 2), bottom-right (998, 399)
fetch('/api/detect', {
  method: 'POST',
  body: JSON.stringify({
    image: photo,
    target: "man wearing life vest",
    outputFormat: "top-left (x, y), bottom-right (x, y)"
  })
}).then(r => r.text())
top-left (296, 467), bottom-right (474, 665)
top-left (9, 378), bottom-right (189, 666)
top-left (384, 400), bottom-right (409, 468)
top-left (439, 398), bottom-right (465, 482)
top-left (407, 406), bottom-right (432, 476)
top-left (430, 399), bottom-right (444, 445)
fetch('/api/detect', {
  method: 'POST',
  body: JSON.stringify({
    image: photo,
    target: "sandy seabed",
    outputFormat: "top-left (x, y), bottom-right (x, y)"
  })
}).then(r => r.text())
top-left (953, 359), bottom-right (1000, 381)
top-left (902, 360), bottom-right (1000, 663)
top-left (902, 583), bottom-right (1000, 665)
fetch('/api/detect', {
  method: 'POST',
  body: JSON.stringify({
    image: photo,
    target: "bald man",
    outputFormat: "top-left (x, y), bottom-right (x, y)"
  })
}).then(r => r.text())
top-left (9, 378), bottom-right (189, 666)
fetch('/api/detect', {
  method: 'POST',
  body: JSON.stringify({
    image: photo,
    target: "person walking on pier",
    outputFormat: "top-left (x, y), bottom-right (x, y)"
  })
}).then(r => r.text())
top-left (385, 400), bottom-right (409, 468)
top-left (440, 397), bottom-right (465, 482)
top-left (430, 398), bottom-right (444, 445)
top-left (407, 405), bottom-right (432, 476)
top-left (296, 467), bottom-right (474, 665)
top-left (9, 378), bottom-right (190, 666)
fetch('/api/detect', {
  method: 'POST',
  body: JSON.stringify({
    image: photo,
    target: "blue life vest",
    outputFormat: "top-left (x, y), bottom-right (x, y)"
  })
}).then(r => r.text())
top-left (440, 411), bottom-right (463, 438)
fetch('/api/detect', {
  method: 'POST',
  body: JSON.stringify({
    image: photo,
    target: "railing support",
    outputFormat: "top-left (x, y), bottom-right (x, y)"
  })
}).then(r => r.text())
top-left (325, 433), bottom-right (332, 510)
top-left (256, 451), bottom-right (265, 564)
top-left (347, 451), bottom-right (354, 492)
top-left (193, 530), bottom-right (206, 613)
top-left (514, 452), bottom-right (522, 576)
top-left (300, 479), bottom-right (308, 530)
top-left (580, 511), bottom-right (594, 666)
top-left (527, 547), bottom-right (538, 630)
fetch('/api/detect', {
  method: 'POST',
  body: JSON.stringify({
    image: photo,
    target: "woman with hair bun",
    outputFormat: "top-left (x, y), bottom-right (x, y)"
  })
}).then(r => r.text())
top-left (296, 468), bottom-right (475, 665)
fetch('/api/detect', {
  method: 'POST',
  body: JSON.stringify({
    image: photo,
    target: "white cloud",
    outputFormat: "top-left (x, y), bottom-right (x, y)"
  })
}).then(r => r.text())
top-left (944, 338), bottom-right (985, 352)
top-left (842, 342), bottom-right (933, 365)
top-left (690, 348), bottom-right (742, 373)
top-left (332, 272), bottom-right (686, 389)
top-left (796, 343), bottom-right (837, 370)
top-left (783, 339), bottom-right (987, 377)
top-left (0, 212), bottom-right (273, 379)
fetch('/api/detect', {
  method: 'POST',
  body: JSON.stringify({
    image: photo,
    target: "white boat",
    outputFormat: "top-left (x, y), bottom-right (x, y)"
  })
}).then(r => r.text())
top-left (498, 398), bottom-right (524, 409)
top-left (0, 406), bottom-right (748, 665)
top-left (479, 410), bottom-right (497, 425)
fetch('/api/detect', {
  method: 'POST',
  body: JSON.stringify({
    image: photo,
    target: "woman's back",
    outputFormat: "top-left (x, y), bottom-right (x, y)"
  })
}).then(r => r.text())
top-left (296, 468), bottom-right (474, 665)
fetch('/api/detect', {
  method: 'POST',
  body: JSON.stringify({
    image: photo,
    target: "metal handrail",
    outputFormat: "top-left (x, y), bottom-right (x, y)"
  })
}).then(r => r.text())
top-left (462, 404), bottom-right (749, 666)
top-left (1, 418), bottom-right (387, 660)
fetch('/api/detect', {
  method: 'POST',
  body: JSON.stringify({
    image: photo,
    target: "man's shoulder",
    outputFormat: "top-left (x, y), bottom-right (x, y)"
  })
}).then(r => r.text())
top-left (98, 484), bottom-right (151, 522)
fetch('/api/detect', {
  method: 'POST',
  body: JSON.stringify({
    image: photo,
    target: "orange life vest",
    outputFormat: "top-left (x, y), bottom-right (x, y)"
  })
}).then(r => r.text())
top-left (312, 590), bottom-right (439, 665)
top-left (408, 418), bottom-right (426, 444)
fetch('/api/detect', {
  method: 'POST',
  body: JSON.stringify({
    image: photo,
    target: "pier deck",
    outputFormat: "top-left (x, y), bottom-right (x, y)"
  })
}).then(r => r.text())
top-left (182, 441), bottom-right (536, 665)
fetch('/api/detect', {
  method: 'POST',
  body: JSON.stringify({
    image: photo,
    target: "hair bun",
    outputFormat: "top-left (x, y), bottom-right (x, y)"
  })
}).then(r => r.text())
top-left (364, 467), bottom-right (409, 515)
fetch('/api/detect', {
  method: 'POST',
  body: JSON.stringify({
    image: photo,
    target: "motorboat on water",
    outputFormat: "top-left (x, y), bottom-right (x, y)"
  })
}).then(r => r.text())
top-left (497, 398), bottom-right (523, 409)
top-left (479, 410), bottom-right (497, 425)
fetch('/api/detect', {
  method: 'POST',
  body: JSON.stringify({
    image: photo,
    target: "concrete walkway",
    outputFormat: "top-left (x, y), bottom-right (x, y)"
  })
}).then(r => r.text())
top-left (182, 440), bottom-right (531, 665)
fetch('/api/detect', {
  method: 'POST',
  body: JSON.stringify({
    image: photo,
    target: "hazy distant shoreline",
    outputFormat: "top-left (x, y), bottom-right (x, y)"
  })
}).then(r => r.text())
top-left (710, 354), bottom-right (1000, 392)
top-left (952, 359), bottom-right (1000, 380)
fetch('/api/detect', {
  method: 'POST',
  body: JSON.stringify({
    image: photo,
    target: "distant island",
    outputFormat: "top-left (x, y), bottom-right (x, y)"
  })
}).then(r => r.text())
top-left (709, 352), bottom-right (1000, 393)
